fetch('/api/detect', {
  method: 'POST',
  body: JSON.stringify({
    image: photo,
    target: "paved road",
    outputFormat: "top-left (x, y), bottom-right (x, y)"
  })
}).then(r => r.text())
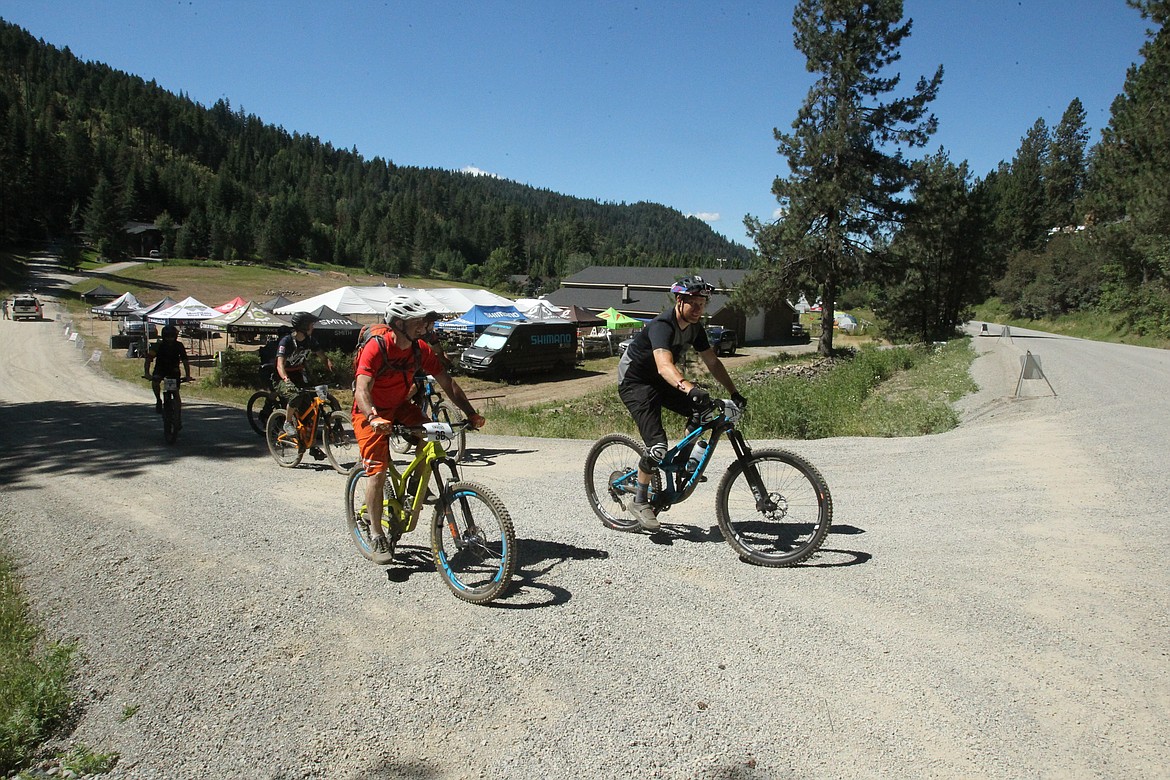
top-left (1, 282), bottom-right (1168, 777)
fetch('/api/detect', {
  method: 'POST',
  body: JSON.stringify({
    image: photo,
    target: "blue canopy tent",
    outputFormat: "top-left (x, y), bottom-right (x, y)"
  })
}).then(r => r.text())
top-left (435, 304), bottom-right (524, 334)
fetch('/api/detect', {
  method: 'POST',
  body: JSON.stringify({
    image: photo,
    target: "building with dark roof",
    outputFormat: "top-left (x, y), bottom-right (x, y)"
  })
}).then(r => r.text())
top-left (545, 266), bottom-right (798, 344)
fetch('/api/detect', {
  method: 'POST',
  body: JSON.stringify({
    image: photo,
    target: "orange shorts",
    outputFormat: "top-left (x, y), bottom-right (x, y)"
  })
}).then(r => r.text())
top-left (353, 401), bottom-right (427, 475)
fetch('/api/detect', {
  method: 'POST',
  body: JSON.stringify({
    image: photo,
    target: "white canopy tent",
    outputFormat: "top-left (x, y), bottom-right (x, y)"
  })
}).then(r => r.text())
top-left (147, 296), bottom-right (219, 325)
top-left (90, 291), bottom-right (142, 317)
top-left (275, 285), bottom-right (516, 317)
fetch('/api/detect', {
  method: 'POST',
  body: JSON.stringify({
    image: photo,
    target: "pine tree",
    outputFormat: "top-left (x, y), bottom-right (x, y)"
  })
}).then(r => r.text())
top-left (744, 0), bottom-right (942, 355)
top-left (1045, 99), bottom-right (1089, 228)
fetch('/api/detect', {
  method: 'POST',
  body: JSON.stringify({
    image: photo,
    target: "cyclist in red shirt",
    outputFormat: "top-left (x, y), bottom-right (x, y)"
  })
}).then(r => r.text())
top-left (352, 293), bottom-right (484, 555)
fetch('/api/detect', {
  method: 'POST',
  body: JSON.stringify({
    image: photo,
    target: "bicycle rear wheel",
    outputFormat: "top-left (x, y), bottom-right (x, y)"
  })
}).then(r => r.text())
top-left (431, 481), bottom-right (516, 604)
top-left (344, 466), bottom-right (398, 565)
top-left (322, 410), bottom-right (358, 473)
top-left (715, 449), bottom-right (832, 567)
top-left (435, 401), bottom-right (467, 462)
top-left (266, 410), bottom-right (303, 468)
top-left (246, 391), bottom-right (278, 435)
top-left (583, 433), bottom-right (658, 532)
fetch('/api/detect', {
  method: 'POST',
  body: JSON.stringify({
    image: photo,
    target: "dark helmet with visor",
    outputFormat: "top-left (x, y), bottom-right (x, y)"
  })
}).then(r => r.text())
top-left (670, 275), bottom-right (715, 298)
top-left (290, 312), bottom-right (319, 331)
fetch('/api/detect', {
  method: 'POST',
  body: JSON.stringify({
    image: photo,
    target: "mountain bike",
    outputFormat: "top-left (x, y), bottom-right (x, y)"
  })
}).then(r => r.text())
top-left (345, 420), bottom-right (516, 604)
top-left (157, 376), bottom-right (192, 445)
top-left (389, 373), bottom-right (467, 462)
top-left (584, 399), bottom-right (833, 567)
top-left (265, 384), bottom-right (356, 474)
top-left (247, 383), bottom-right (340, 435)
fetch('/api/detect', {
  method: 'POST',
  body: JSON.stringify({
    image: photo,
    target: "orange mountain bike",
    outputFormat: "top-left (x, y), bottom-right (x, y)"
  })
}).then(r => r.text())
top-left (265, 384), bottom-right (356, 474)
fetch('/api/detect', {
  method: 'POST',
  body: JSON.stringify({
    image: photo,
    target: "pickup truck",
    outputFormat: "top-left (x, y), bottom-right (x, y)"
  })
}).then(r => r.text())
top-left (11, 295), bottom-right (42, 321)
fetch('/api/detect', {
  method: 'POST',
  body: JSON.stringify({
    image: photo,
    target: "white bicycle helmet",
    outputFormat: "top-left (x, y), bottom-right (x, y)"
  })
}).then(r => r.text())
top-left (384, 293), bottom-right (436, 324)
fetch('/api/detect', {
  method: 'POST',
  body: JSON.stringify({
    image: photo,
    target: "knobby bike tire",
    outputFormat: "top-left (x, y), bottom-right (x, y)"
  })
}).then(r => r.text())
top-left (715, 449), bottom-right (833, 567)
top-left (344, 466), bottom-right (397, 565)
top-left (163, 395), bottom-right (178, 444)
top-left (435, 401), bottom-right (467, 463)
top-left (431, 481), bottom-right (516, 604)
top-left (246, 390), bottom-right (278, 436)
top-left (583, 433), bottom-right (661, 532)
top-left (389, 429), bottom-right (413, 455)
top-left (323, 410), bottom-right (358, 474)
top-left (265, 410), bottom-right (304, 468)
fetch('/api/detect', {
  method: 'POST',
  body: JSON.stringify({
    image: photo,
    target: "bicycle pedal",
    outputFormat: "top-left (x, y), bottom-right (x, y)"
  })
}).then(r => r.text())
top-left (310, 447), bottom-right (326, 460)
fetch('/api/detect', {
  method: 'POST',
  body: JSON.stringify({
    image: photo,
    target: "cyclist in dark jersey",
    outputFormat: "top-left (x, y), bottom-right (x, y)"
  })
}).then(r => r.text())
top-left (277, 312), bottom-right (334, 438)
top-left (616, 276), bottom-right (747, 530)
top-left (144, 325), bottom-right (192, 416)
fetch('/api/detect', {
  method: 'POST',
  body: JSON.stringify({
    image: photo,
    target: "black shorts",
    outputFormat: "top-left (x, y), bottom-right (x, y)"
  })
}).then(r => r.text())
top-left (618, 380), bottom-right (694, 450)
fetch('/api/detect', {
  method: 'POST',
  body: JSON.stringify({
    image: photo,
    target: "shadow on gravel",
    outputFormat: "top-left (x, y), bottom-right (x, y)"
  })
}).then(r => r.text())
top-left (0, 399), bottom-right (268, 490)
top-left (376, 538), bottom-right (607, 610)
top-left (456, 445), bottom-right (540, 466)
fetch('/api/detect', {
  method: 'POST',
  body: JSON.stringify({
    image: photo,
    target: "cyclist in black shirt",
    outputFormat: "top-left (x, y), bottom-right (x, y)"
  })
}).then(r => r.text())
top-left (144, 325), bottom-right (192, 415)
top-left (616, 276), bottom-right (746, 530)
top-left (277, 312), bottom-right (334, 438)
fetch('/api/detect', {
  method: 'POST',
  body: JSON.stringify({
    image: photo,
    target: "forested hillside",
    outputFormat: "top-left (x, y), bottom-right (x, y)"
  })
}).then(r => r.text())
top-left (0, 19), bottom-right (750, 288)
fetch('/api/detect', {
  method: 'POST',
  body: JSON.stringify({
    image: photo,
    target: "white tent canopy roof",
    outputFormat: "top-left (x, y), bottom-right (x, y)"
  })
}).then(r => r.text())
top-left (147, 296), bottom-right (218, 324)
top-left (275, 285), bottom-right (515, 316)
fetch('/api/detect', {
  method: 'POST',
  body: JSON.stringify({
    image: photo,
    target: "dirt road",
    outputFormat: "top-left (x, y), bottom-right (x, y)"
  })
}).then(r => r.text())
top-left (3, 271), bottom-right (1170, 777)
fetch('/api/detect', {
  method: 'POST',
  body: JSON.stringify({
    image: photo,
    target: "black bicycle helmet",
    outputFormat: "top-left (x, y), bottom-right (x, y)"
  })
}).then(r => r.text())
top-left (670, 275), bottom-right (716, 298)
top-left (290, 312), bottom-right (320, 331)
top-left (161, 325), bottom-right (179, 338)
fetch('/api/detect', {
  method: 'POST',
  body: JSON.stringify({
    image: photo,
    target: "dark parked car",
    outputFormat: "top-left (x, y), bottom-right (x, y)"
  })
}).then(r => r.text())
top-left (706, 326), bottom-right (737, 356)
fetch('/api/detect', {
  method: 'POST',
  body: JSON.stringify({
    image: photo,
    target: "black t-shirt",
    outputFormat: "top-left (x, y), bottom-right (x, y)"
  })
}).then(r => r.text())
top-left (617, 309), bottom-right (711, 385)
top-left (276, 333), bottom-right (320, 375)
top-left (149, 339), bottom-right (188, 377)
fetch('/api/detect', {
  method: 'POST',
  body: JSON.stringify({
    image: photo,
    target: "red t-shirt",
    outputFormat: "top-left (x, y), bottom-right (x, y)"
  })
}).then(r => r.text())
top-left (355, 336), bottom-right (443, 412)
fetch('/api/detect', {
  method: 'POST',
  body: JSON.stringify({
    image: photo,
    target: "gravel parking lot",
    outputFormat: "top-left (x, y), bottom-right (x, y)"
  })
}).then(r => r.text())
top-left (2, 272), bottom-right (1169, 778)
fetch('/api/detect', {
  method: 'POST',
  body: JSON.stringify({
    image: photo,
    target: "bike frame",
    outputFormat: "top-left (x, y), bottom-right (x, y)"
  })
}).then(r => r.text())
top-left (377, 422), bottom-right (462, 534)
top-left (615, 401), bottom-right (768, 513)
top-left (286, 386), bottom-right (330, 448)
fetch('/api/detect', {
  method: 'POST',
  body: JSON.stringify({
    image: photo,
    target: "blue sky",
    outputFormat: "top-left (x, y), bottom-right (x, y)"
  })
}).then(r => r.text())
top-left (0, 1), bottom-right (1152, 249)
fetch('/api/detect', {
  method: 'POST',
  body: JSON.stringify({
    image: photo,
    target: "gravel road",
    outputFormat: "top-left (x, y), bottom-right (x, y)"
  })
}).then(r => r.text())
top-left (2, 270), bottom-right (1169, 778)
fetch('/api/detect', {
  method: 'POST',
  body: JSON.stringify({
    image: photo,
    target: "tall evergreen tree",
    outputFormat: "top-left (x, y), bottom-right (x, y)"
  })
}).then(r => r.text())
top-left (1045, 98), bottom-right (1089, 228)
top-left (1085, 0), bottom-right (1170, 289)
top-left (83, 173), bottom-right (124, 258)
top-left (743, 0), bottom-right (942, 355)
top-left (878, 151), bottom-right (984, 341)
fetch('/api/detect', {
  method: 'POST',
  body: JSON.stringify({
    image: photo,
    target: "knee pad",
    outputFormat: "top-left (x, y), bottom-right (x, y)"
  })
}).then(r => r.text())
top-left (640, 443), bottom-right (666, 472)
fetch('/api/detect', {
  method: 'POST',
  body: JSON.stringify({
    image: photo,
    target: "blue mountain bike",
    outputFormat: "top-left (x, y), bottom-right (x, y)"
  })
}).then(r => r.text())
top-left (584, 399), bottom-right (832, 567)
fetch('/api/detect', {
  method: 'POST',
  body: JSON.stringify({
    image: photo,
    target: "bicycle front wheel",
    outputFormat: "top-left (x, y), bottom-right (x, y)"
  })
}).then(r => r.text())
top-left (435, 401), bottom-right (467, 462)
top-left (322, 410), bottom-right (358, 474)
top-left (715, 449), bottom-right (832, 567)
top-left (266, 410), bottom-right (303, 468)
top-left (246, 391), bottom-right (277, 435)
top-left (163, 396), bottom-right (178, 444)
top-left (431, 481), bottom-right (516, 604)
top-left (345, 466), bottom-right (397, 565)
top-left (583, 433), bottom-right (657, 532)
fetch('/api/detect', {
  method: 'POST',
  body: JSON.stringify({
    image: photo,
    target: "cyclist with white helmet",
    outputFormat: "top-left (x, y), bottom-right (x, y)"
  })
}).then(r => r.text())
top-left (352, 293), bottom-right (485, 556)
top-left (277, 311), bottom-right (335, 440)
top-left (617, 275), bottom-right (747, 530)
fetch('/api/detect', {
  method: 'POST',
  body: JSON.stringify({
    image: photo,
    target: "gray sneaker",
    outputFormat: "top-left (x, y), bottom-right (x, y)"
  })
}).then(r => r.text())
top-left (282, 422), bottom-right (297, 438)
top-left (630, 500), bottom-right (660, 531)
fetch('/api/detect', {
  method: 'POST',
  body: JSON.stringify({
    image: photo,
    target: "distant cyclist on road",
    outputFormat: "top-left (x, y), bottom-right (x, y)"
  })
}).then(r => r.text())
top-left (352, 293), bottom-right (484, 556)
top-left (616, 275), bottom-right (746, 530)
top-left (277, 312), bottom-right (334, 438)
top-left (144, 325), bottom-right (192, 420)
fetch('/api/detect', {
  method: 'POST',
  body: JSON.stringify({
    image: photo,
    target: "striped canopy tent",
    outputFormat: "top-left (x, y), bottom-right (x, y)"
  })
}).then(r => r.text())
top-left (200, 301), bottom-right (292, 347)
top-left (90, 291), bottom-right (142, 318)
